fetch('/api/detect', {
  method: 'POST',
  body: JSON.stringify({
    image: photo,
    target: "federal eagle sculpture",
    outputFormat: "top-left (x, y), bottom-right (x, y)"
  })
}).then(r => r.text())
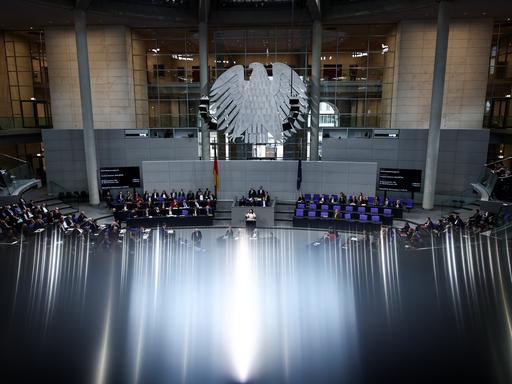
top-left (208, 62), bottom-right (308, 144)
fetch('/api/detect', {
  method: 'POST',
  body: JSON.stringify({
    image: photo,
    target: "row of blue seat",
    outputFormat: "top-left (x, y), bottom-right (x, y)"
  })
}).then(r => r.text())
top-left (302, 193), bottom-right (413, 208)
top-left (297, 204), bottom-right (396, 216)
top-left (295, 209), bottom-right (382, 222)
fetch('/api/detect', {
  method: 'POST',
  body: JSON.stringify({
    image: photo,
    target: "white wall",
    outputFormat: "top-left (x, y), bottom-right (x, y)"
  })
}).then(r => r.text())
top-left (45, 26), bottom-right (136, 129)
top-left (142, 160), bottom-right (378, 201)
top-left (392, 18), bottom-right (492, 129)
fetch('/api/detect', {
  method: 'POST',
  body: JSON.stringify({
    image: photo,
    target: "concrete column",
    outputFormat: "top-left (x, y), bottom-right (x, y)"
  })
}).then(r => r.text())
top-left (199, 21), bottom-right (210, 160)
top-left (422, 1), bottom-right (450, 210)
top-left (309, 19), bottom-right (322, 161)
top-left (74, 9), bottom-right (100, 205)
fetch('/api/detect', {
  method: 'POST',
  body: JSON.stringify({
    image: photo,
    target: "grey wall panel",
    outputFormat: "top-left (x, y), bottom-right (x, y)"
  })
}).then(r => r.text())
top-left (44, 128), bottom-right (488, 203)
top-left (142, 160), bottom-right (377, 201)
top-left (323, 128), bottom-right (489, 201)
top-left (43, 129), bottom-right (199, 194)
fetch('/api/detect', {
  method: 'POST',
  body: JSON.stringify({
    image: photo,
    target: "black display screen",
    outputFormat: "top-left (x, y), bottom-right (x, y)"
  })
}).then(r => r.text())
top-left (99, 167), bottom-right (141, 190)
top-left (378, 168), bottom-right (422, 192)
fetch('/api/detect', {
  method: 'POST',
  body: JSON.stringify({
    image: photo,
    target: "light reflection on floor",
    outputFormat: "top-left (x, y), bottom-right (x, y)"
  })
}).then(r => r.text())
top-left (1, 226), bottom-right (511, 383)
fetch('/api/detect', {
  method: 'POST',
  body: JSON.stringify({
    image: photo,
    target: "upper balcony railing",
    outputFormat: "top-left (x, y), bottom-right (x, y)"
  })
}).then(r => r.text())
top-left (0, 154), bottom-right (35, 195)
top-left (0, 116), bottom-right (52, 130)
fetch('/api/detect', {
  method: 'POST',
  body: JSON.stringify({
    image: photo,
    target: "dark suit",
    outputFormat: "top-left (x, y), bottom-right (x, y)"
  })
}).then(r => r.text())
top-left (191, 230), bottom-right (202, 247)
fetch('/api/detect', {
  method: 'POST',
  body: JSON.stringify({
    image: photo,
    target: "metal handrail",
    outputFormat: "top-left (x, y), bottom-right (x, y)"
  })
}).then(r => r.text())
top-left (0, 153), bottom-right (27, 164)
top-left (484, 156), bottom-right (512, 167)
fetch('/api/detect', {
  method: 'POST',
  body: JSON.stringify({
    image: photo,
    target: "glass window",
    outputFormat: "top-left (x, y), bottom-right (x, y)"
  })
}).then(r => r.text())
top-left (484, 21), bottom-right (512, 128)
top-left (3, 30), bottom-right (52, 128)
top-left (319, 25), bottom-right (396, 133)
top-left (132, 25), bottom-right (396, 157)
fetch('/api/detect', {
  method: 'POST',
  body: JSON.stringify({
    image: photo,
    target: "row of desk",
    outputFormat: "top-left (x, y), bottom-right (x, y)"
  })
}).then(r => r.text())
top-left (296, 203), bottom-right (404, 219)
top-left (114, 208), bottom-right (212, 222)
top-left (110, 200), bottom-right (216, 211)
top-left (293, 217), bottom-right (384, 232)
top-left (125, 215), bottom-right (214, 228)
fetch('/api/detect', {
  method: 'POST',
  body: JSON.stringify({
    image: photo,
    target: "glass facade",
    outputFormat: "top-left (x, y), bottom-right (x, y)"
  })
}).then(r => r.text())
top-left (485, 21), bottom-right (512, 129)
top-left (320, 25), bottom-right (396, 130)
top-left (210, 28), bottom-right (311, 160)
top-left (131, 29), bottom-right (201, 130)
top-left (2, 30), bottom-right (52, 129)
top-left (132, 25), bottom-right (396, 159)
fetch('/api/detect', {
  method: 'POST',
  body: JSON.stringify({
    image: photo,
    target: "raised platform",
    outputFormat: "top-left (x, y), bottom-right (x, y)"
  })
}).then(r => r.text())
top-left (231, 202), bottom-right (275, 227)
top-left (126, 215), bottom-right (213, 228)
top-left (293, 217), bottom-right (384, 232)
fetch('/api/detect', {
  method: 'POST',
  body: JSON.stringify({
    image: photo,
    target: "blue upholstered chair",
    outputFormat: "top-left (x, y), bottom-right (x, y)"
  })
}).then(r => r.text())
top-left (383, 208), bottom-right (392, 216)
top-left (295, 208), bottom-right (304, 217)
top-left (297, 203), bottom-right (305, 209)
top-left (308, 210), bottom-right (316, 218)
top-left (358, 206), bottom-right (366, 214)
top-left (304, 193), bottom-right (311, 202)
top-left (320, 211), bottom-right (329, 218)
top-left (370, 207), bottom-right (379, 215)
top-left (371, 215), bottom-right (381, 222)
top-left (344, 213), bottom-right (351, 220)
top-left (321, 204), bottom-right (329, 211)
top-left (345, 206), bottom-right (353, 212)
top-left (359, 214), bottom-right (368, 221)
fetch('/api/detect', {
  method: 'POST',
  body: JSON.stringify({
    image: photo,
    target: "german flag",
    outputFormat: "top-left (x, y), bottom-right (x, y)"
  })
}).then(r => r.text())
top-left (213, 145), bottom-right (219, 196)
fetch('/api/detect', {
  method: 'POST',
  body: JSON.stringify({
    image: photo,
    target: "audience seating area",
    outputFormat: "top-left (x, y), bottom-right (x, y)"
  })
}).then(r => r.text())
top-left (107, 188), bottom-right (216, 223)
top-left (1, 198), bottom-right (97, 242)
top-left (294, 192), bottom-right (409, 229)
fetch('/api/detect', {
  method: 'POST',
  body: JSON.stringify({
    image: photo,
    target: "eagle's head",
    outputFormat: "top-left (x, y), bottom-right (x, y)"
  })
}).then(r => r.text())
top-left (248, 62), bottom-right (267, 78)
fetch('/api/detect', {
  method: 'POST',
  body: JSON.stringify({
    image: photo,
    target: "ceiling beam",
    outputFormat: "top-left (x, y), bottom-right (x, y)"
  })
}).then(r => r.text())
top-left (323, 0), bottom-right (433, 23)
top-left (86, 0), bottom-right (197, 24)
top-left (198, 0), bottom-right (210, 23)
top-left (307, 0), bottom-right (321, 21)
top-left (75, 0), bottom-right (93, 10)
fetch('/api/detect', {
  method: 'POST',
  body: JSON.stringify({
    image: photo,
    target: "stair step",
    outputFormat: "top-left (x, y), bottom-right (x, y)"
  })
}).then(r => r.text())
top-left (61, 209), bottom-right (79, 216)
top-left (32, 196), bottom-right (61, 204)
top-left (55, 204), bottom-right (74, 211)
top-left (94, 214), bottom-right (114, 221)
top-left (214, 214), bottom-right (231, 219)
top-left (33, 198), bottom-right (62, 206)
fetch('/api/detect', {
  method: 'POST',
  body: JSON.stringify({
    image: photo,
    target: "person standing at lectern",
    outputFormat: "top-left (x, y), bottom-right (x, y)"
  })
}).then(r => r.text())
top-left (191, 228), bottom-right (202, 248)
top-left (245, 209), bottom-right (257, 236)
top-left (224, 226), bottom-right (234, 239)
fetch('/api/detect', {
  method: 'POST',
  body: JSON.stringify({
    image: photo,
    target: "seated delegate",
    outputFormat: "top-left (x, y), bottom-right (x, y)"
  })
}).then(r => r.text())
top-left (240, 187), bottom-right (271, 207)
top-left (108, 187), bottom-right (217, 221)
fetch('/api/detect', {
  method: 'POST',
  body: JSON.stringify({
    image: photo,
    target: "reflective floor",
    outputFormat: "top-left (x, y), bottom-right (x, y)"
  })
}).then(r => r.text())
top-left (1, 227), bottom-right (511, 383)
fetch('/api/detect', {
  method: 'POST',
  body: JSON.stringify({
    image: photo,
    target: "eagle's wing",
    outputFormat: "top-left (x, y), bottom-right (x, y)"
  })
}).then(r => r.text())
top-left (209, 65), bottom-right (246, 136)
top-left (271, 62), bottom-right (308, 139)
